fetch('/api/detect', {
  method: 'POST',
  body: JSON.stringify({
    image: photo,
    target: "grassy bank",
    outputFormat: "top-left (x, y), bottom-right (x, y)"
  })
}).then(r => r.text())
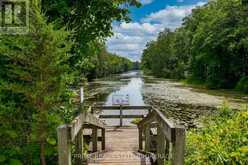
top-left (185, 105), bottom-right (248, 164)
top-left (180, 79), bottom-right (248, 102)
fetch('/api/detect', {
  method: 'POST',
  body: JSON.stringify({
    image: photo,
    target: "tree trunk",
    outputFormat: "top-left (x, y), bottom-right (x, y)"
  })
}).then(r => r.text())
top-left (40, 141), bottom-right (46, 165)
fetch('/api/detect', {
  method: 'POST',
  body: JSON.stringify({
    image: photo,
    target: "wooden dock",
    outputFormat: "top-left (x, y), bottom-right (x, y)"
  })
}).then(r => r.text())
top-left (88, 127), bottom-right (151, 165)
top-left (57, 105), bottom-right (186, 165)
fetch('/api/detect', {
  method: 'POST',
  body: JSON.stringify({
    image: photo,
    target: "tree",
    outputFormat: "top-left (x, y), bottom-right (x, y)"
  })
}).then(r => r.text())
top-left (141, 0), bottom-right (248, 92)
top-left (0, 4), bottom-right (73, 164)
top-left (42, 0), bottom-right (141, 79)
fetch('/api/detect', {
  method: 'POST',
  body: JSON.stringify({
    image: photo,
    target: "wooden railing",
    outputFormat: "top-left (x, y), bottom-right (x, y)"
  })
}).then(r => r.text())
top-left (94, 105), bottom-right (151, 127)
top-left (138, 107), bottom-right (186, 165)
top-left (57, 107), bottom-right (105, 165)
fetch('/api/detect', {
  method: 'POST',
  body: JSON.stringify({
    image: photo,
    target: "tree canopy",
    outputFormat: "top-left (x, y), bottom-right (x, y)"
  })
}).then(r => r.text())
top-left (141, 0), bottom-right (248, 92)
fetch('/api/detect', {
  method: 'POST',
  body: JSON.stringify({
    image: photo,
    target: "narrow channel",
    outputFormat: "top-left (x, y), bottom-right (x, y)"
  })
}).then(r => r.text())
top-left (86, 70), bottom-right (246, 128)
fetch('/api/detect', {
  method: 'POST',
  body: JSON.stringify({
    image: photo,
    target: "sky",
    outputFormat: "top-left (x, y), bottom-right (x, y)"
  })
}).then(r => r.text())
top-left (106, 0), bottom-right (208, 61)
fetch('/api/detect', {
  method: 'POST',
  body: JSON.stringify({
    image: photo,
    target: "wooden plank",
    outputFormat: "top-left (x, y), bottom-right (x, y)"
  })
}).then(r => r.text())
top-left (94, 105), bottom-right (152, 110)
top-left (120, 106), bottom-right (123, 127)
top-left (101, 128), bottom-right (105, 150)
top-left (153, 107), bottom-right (174, 128)
top-left (137, 110), bottom-right (156, 127)
top-left (70, 115), bottom-right (83, 142)
top-left (145, 125), bottom-right (151, 152)
top-left (165, 139), bottom-right (170, 160)
top-left (158, 117), bottom-right (174, 142)
top-left (80, 87), bottom-right (84, 103)
top-left (84, 111), bottom-right (105, 128)
top-left (70, 110), bottom-right (105, 141)
top-left (99, 115), bottom-right (144, 118)
top-left (138, 126), bottom-right (143, 151)
top-left (92, 126), bottom-right (98, 152)
top-left (157, 125), bottom-right (165, 165)
top-left (75, 129), bottom-right (83, 165)
top-left (57, 125), bottom-right (71, 165)
top-left (172, 127), bottom-right (185, 165)
top-left (153, 107), bottom-right (175, 142)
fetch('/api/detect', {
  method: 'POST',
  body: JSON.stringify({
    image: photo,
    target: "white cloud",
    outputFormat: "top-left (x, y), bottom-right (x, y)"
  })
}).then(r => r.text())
top-left (107, 1), bottom-right (206, 61)
top-left (143, 2), bottom-right (206, 29)
top-left (140, 0), bottom-right (154, 5)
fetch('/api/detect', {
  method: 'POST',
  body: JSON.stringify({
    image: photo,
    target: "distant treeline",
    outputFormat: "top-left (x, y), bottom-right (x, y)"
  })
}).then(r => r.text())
top-left (141, 0), bottom-right (248, 93)
top-left (78, 43), bottom-right (134, 80)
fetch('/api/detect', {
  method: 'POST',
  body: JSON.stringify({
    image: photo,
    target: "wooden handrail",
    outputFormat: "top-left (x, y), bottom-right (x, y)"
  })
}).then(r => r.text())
top-left (94, 105), bottom-right (152, 110)
top-left (138, 107), bottom-right (186, 165)
top-left (70, 108), bottom-right (105, 141)
top-left (57, 106), bottom-right (106, 165)
top-left (94, 105), bottom-right (151, 127)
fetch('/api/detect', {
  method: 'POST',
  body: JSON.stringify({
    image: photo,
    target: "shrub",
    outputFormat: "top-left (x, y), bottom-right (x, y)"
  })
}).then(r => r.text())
top-left (236, 76), bottom-right (248, 94)
top-left (185, 106), bottom-right (248, 164)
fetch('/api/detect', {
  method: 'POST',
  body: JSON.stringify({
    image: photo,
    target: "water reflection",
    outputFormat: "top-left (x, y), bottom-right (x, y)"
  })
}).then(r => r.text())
top-left (105, 77), bottom-right (145, 106)
top-left (100, 71), bottom-right (148, 126)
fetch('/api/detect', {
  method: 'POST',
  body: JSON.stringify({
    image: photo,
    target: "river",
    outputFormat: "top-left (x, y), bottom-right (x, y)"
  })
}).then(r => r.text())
top-left (85, 71), bottom-right (248, 128)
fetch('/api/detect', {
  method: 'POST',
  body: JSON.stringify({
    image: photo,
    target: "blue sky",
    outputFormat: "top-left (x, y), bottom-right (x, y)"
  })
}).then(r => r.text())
top-left (107, 0), bottom-right (207, 61)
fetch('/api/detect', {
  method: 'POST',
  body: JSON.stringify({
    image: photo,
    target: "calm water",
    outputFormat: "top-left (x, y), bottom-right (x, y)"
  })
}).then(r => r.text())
top-left (105, 73), bottom-right (145, 106)
top-left (97, 71), bottom-right (148, 126)
top-left (87, 70), bottom-right (232, 128)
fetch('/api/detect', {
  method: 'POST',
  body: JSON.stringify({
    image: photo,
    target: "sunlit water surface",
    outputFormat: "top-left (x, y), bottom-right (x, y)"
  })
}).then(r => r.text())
top-left (100, 71), bottom-right (148, 126)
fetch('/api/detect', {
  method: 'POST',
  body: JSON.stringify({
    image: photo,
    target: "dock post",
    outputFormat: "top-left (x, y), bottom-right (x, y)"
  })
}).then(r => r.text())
top-left (57, 125), bottom-right (71, 165)
top-left (75, 129), bottom-right (84, 165)
top-left (92, 126), bottom-right (98, 152)
top-left (120, 105), bottom-right (123, 127)
top-left (101, 128), bottom-right (105, 150)
top-left (172, 127), bottom-right (185, 165)
top-left (157, 125), bottom-right (165, 165)
top-left (145, 125), bottom-right (151, 152)
top-left (138, 126), bottom-right (143, 151)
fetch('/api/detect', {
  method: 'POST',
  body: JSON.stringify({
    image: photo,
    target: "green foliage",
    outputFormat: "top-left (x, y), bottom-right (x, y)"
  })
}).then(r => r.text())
top-left (141, 29), bottom-right (188, 79)
top-left (236, 76), bottom-right (248, 94)
top-left (79, 42), bottom-right (133, 79)
top-left (131, 118), bottom-right (142, 125)
top-left (0, 5), bottom-right (73, 164)
top-left (0, 1), bottom-right (138, 164)
top-left (141, 0), bottom-right (248, 91)
top-left (186, 106), bottom-right (248, 164)
top-left (42, 0), bottom-right (140, 79)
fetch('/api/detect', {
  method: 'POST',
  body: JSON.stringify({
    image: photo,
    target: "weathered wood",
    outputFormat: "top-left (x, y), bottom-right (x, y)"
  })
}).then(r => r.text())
top-left (139, 108), bottom-right (174, 141)
top-left (99, 114), bottom-right (144, 119)
top-left (71, 109), bottom-right (105, 141)
top-left (92, 126), bottom-right (98, 152)
top-left (165, 139), bottom-right (170, 160)
top-left (80, 87), bottom-right (84, 103)
top-left (137, 110), bottom-right (156, 126)
top-left (58, 107), bottom-right (106, 165)
top-left (138, 126), bottom-right (143, 150)
top-left (154, 108), bottom-right (175, 141)
top-left (70, 115), bottom-right (83, 142)
top-left (120, 106), bottom-right (123, 127)
top-left (145, 125), bottom-right (151, 152)
top-left (101, 128), bottom-right (105, 150)
top-left (94, 105), bottom-right (152, 110)
top-left (172, 127), bottom-right (185, 165)
top-left (57, 125), bottom-right (71, 165)
top-left (88, 127), bottom-right (151, 165)
top-left (157, 125), bottom-right (165, 165)
top-left (138, 107), bottom-right (186, 164)
top-left (157, 117), bottom-right (174, 142)
top-left (75, 129), bottom-right (83, 165)
top-left (83, 111), bottom-right (105, 128)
